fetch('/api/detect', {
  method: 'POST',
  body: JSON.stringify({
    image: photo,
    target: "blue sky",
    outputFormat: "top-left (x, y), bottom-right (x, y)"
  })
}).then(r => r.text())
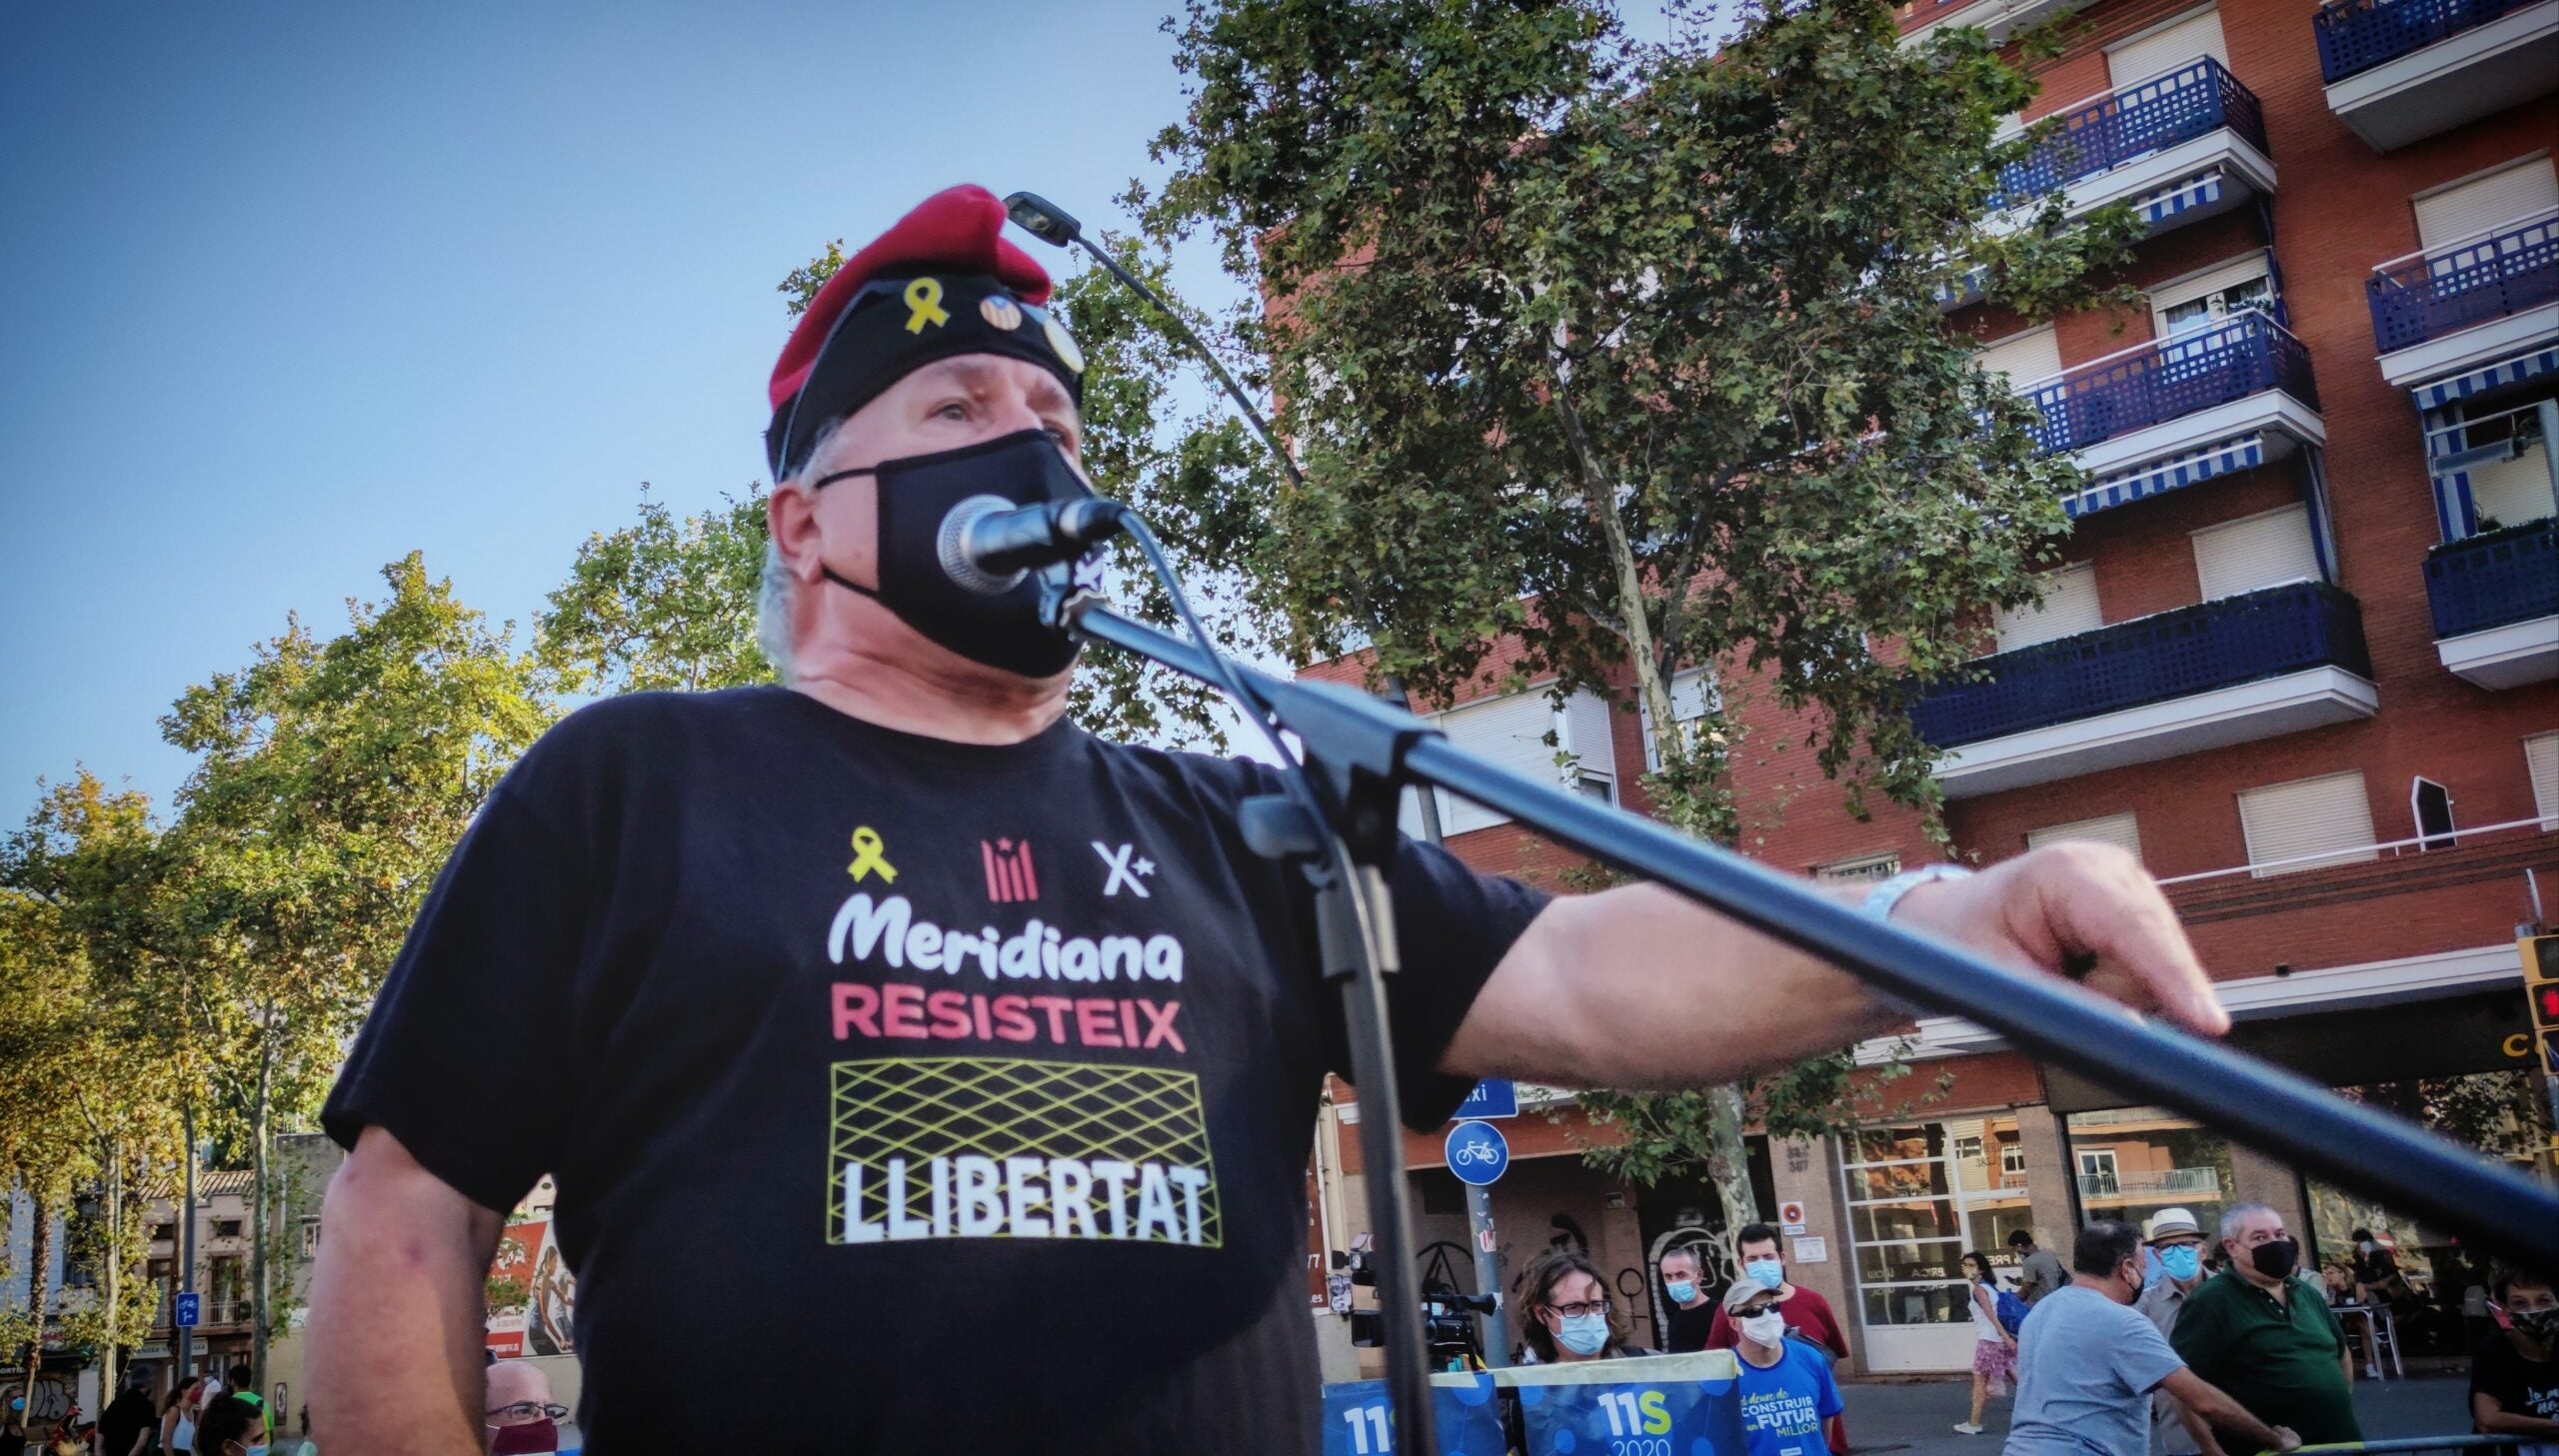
top-left (0, 1), bottom-right (1673, 825)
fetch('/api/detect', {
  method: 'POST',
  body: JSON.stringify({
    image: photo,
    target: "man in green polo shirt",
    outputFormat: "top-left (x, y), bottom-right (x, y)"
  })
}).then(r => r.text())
top-left (2170, 1204), bottom-right (2361, 1452)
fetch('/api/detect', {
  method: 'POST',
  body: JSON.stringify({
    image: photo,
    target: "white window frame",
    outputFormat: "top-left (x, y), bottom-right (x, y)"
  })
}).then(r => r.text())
top-left (2524, 732), bottom-right (2559, 830)
top-left (2409, 776), bottom-right (2457, 850)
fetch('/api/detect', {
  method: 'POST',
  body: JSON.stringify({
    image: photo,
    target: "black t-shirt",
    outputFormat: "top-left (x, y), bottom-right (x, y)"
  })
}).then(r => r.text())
top-left (1666, 1298), bottom-right (1721, 1354)
top-left (2471, 1332), bottom-right (2559, 1428)
top-left (97, 1393), bottom-right (154, 1455)
top-left (322, 688), bottom-right (1548, 1454)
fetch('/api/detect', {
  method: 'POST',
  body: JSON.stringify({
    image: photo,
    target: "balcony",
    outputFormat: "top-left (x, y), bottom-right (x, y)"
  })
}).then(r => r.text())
top-left (1900, 0), bottom-right (2091, 46)
top-left (2426, 520), bottom-right (2559, 687)
top-left (2314, 0), bottom-right (2559, 152)
top-left (2369, 211), bottom-right (2559, 386)
top-left (2078, 1166), bottom-right (2223, 1199)
top-left (1915, 581), bottom-right (2378, 797)
top-left (1989, 59), bottom-right (2276, 241)
top-left (2017, 312), bottom-right (2324, 487)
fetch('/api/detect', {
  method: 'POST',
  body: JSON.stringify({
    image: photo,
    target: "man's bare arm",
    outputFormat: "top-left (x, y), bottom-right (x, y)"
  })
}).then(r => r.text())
top-left (309, 1125), bottom-right (506, 1456)
top-left (2159, 1369), bottom-right (2295, 1452)
top-left (1447, 842), bottom-right (2227, 1088)
top-left (2473, 1388), bottom-right (2559, 1437)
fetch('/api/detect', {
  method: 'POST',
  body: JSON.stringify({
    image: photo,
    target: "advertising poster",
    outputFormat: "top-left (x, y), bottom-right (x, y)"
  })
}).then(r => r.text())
top-left (1318, 1372), bottom-right (1503, 1456)
top-left (1506, 1350), bottom-right (1745, 1456)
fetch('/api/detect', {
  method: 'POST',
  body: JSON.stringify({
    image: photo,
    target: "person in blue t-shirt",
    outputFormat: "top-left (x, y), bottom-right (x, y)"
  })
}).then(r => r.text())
top-left (1727, 1277), bottom-right (1846, 1456)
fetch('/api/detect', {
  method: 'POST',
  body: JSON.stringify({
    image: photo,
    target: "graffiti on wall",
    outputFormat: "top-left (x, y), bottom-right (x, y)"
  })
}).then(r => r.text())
top-left (484, 1175), bottom-right (577, 1358)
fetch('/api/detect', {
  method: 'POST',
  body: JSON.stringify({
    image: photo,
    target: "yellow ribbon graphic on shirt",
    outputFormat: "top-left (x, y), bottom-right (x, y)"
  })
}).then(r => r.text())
top-left (847, 826), bottom-right (897, 883)
top-left (902, 278), bottom-right (949, 334)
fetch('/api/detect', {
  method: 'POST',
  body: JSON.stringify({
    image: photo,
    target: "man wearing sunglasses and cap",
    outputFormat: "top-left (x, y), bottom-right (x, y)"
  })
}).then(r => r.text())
top-left (305, 184), bottom-right (2233, 1454)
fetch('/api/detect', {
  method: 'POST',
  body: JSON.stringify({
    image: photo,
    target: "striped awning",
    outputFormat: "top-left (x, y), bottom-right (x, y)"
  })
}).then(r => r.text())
top-left (2063, 434), bottom-right (2266, 519)
top-left (2411, 345), bottom-right (2559, 410)
top-left (2136, 171), bottom-right (2225, 229)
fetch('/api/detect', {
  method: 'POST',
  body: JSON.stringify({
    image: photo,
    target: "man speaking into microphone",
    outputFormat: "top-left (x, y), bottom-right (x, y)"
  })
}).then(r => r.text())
top-left (306, 185), bottom-right (2231, 1454)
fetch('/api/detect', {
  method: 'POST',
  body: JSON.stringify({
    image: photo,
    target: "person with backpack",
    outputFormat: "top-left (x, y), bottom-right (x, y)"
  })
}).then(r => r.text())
top-left (1959, 1248), bottom-right (2021, 1435)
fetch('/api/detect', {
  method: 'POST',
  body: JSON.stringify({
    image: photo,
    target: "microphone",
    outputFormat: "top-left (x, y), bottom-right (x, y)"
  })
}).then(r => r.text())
top-left (941, 496), bottom-right (1130, 591)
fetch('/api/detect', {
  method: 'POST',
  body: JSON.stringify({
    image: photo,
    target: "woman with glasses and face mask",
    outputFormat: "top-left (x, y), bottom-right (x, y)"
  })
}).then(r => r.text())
top-left (1519, 1250), bottom-right (1656, 1364)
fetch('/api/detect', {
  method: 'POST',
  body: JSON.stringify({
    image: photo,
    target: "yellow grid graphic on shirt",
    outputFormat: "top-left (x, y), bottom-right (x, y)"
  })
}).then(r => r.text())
top-left (826, 1056), bottom-right (1221, 1246)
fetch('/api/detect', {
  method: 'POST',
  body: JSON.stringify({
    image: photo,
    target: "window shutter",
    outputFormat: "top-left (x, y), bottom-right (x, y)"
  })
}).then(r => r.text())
top-left (1813, 850), bottom-right (1901, 884)
top-left (2527, 731), bottom-right (2559, 829)
top-left (2026, 811), bottom-right (2143, 861)
top-left (2237, 770), bottom-right (2377, 877)
top-left (1432, 691), bottom-right (1560, 834)
top-left (2191, 505), bottom-right (2319, 600)
top-left (2414, 159), bottom-right (2559, 250)
top-left (1974, 326), bottom-right (2062, 387)
top-left (1996, 563), bottom-right (2103, 652)
top-left (1559, 690), bottom-right (1617, 785)
top-left (2106, 7), bottom-right (2229, 86)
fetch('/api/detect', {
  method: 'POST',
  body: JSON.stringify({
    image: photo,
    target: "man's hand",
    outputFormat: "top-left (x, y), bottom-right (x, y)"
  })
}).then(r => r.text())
top-left (2271, 1426), bottom-right (2302, 1452)
top-left (1448, 841), bottom-right (2226, 1091)
top-left (1889, 842), bottom-right (2228, 1035)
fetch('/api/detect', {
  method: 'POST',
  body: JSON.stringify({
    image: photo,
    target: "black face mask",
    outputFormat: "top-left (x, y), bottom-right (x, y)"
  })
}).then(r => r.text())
top-left (2247, 1237), bottom-right (2300, 1280)
top-left (811, 429), bottom-right (1102, 678)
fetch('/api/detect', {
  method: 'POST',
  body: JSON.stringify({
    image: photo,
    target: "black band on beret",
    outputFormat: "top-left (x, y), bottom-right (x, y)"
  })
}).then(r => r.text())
top-left (766, 272), bottom-right (1085, 479)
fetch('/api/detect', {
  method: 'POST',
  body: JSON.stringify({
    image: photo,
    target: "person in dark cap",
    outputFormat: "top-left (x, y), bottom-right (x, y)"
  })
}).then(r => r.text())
top-left (304, 183), bottom-right (2231, 1453)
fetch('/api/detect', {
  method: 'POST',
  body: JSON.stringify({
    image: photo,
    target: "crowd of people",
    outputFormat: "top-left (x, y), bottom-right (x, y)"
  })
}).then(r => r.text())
top-left (0, 1356), bottom-right (569, 1456)
top-left (1511, 1206), bottom-right (2554, 1456)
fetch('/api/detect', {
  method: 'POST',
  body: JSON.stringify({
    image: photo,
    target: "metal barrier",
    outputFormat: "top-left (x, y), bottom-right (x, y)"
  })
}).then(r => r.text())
top-left (1991, 58), bottom-right (2268, 210)
top-left (2424, 520), bottom-right (2559, 638)
top-left (1911, 580), bottom-right (2372, 748)
top-left (2313, 0), bottom-right (2542, 82)
top-left (2292, 1440), bottom-right (2530, 1454)
top-left (2368, 210), bottom-right (2559, 353)
top-left (2016, 310), bottom-right (2319, 458)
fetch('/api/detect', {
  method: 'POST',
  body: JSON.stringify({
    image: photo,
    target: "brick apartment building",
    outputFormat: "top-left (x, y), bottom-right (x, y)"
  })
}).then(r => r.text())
top-left (1298, 0), bottom-right (2557, 1378)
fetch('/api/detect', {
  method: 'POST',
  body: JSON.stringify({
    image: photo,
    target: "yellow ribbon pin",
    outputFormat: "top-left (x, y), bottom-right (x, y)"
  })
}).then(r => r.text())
top-left (902, 277), bottom-right (949, 334)
top-left (847, 825), bottom-right (897, 883)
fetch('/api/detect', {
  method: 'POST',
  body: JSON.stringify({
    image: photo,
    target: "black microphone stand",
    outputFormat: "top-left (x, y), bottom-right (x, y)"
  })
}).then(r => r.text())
top-left (1041, 582), bottom-right (2559, 1276)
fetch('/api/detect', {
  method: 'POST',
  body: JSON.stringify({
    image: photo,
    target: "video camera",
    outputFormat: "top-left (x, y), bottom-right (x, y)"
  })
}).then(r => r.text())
top-left (1340, 1240), bottom-right (1499, 1369)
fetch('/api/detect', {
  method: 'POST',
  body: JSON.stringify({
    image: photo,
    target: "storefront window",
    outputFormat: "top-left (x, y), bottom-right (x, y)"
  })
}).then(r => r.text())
top-left (1839, 1115), bottom-right (2031, 1333)
top-left (2060, 1107), bottom-right (2236, 1235)
top-left (2306, 1068), bottom-right (2550, 1358)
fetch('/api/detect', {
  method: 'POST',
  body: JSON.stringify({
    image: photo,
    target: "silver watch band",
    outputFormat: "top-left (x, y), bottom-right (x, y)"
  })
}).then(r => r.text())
top-left (1861, 862), bottom-right (1974, 922)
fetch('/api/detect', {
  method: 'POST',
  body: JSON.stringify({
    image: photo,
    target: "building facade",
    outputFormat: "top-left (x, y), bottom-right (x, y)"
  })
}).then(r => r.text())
top-left (1300, 0), bottom-right (2557, 1377)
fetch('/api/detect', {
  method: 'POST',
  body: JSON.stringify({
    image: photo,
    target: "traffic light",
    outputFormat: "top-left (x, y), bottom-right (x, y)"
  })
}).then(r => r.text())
top-left (2524, 935), bottom-right (2559, 1063)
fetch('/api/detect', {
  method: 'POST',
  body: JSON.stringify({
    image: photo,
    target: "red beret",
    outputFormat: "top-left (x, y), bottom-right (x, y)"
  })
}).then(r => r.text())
top-left (766, 185), bottom-right (1080, 477)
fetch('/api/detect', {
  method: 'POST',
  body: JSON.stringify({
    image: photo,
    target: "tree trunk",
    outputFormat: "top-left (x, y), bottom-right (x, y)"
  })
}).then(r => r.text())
top-left (99, 1148), bottom-right (120, 1400)
top-left (22, 1190), bottom-right (53, 1421)
top-left (250, 1042), bottom-right (272, 1400)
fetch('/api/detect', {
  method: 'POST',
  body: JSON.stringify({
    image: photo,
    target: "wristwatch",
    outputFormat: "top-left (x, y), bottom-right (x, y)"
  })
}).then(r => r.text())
top-left (1860, 862), bottom-right (1974, 922)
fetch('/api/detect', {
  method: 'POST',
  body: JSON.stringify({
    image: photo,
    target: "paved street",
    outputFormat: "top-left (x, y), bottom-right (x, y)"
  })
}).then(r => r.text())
top-left (1838, 1373), bottom-right (2481, 1456)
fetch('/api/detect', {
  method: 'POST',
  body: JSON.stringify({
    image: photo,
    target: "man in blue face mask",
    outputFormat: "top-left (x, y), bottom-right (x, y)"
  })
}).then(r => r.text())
top-left (2137, 1209), bottom-right (2218, 1456)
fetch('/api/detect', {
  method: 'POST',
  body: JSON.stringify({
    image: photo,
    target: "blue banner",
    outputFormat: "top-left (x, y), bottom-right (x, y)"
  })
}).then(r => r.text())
top-left (1506, 1351), bottom-right (1745, 1456)
top-left (1319, 1372), bottom-right (1504, 1456)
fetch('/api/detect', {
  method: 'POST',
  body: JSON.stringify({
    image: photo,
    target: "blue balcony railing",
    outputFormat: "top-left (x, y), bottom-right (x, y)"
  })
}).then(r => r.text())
top-left (1913, 581), bottom-right (2372, 748)
top-left (2366, 211), bottom-right (2559, 352)
top-left (2313, 0), bottom-right (2540, 82)
top-left (1991, 58), bottom-right (2269, 210)
top-left (2014, 311), bottom-right (2319, 458)
top-left (2425, 519), bottom-right (2559, 637)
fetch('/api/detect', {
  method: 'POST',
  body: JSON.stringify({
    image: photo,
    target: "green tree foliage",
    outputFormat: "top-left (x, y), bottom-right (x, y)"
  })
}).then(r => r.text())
top-left (1144, 0), bottom-right (2139, 1249)
top-left (0, 775), bottom-right (185, 1395)
top-left (537, 488), bottom-right (775, 695)
top-left (153, 552), bottom-right (550, 1389)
